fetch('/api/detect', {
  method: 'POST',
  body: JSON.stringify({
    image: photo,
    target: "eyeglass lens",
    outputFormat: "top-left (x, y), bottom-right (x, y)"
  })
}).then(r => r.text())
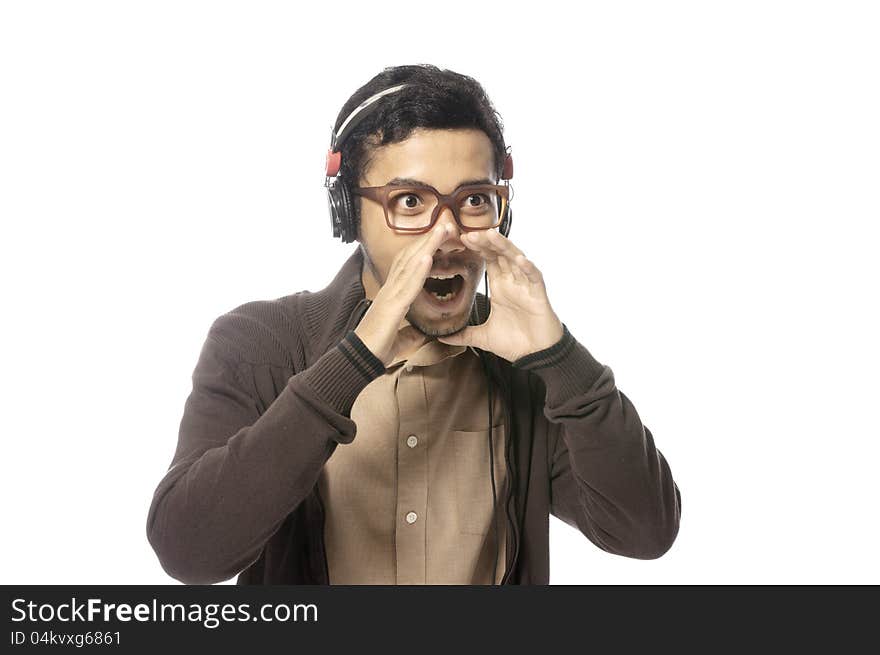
top-left (386, 187), bottom-right (504, 230)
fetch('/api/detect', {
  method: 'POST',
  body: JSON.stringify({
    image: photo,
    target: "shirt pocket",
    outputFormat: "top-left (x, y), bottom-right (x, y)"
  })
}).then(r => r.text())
top-left (452, 423), bottom-right (506, 537)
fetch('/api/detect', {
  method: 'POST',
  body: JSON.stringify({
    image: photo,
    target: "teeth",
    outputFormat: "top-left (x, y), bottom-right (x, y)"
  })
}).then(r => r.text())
top-left (432, 290), bottom-right (457, 302)
top-left (429, 273), bottom-right (459, 280)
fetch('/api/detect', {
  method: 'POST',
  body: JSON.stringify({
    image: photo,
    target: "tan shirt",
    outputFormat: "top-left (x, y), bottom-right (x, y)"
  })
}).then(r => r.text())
top-left (318, 325), bottom-right (508, 584)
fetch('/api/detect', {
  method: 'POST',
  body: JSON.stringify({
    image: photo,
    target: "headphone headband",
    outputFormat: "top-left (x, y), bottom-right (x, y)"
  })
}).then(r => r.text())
top-left (325, 83), bottom-right (512, 180)
top-left (331, 83), bottom-right (410, 151)
top-left (324, 82), bottom-right (513, 242)
top-left (326, 84), bottom-right (410, 178)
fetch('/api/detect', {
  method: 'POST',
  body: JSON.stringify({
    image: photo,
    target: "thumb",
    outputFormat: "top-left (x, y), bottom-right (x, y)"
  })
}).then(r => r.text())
top-left (437, 325), bottom-right (483, 348)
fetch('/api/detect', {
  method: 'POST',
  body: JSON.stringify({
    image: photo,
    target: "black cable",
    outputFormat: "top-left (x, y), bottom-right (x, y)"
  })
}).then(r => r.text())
top-left (475, 269), bottom-right (500, 585)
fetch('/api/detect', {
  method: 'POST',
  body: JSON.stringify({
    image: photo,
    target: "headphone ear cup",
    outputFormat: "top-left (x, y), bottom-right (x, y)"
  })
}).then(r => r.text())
top-left (326, 178), bottom-right (345, 240)
top-left (326, 177), bottom-right (356, 242)
top-left (500, 205), bottom-right (512, 237)
top-left (338, 180), bottom-right (355, 243)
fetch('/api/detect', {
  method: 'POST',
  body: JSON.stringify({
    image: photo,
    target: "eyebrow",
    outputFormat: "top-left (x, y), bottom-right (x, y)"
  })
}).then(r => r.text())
top-left (384, 176), bottom-right (495, 188)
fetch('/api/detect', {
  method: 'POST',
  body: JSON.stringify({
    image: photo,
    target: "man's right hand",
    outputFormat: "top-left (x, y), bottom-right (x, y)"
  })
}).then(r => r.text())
top-left (354, 222), bottom-right (454, 368)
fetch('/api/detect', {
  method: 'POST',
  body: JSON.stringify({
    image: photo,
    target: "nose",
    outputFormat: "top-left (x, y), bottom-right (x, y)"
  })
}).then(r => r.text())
top-left (434, 207), bottom-right (464, 248)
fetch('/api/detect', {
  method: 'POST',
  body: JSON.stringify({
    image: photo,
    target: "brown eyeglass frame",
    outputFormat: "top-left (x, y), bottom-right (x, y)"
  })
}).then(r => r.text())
top-left (350, 182), bottom-right (510, 234)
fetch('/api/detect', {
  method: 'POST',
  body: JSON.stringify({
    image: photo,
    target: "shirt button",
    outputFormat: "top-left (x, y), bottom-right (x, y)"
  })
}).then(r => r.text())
top-left (406, 435), bottom-right (418, 448)
top-left (405, 511), bottom-right (418, 524)
top-left (404, 364), bottom-right (413, 372)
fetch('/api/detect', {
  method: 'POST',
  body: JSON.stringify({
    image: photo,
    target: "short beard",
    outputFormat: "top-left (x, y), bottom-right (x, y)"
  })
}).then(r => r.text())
top-left (404, 297), bottom-right (475, 338)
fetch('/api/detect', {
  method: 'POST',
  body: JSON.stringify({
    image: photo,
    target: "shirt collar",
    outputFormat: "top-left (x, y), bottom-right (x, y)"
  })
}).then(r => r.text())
top-left (387, 324), bottom-right (470, 369)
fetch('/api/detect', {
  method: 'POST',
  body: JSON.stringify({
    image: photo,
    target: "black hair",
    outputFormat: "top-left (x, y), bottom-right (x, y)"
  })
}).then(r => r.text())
top-left (333, 64), bottom-right (507, 237)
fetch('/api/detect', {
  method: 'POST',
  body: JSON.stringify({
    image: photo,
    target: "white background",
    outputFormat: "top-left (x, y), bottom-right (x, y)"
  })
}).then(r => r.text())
top-left (1, 1), bottom-right (878, 584)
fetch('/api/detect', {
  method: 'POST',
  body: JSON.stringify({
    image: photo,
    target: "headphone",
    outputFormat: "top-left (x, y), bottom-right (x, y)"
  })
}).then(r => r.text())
top-left (324, 83), bottom-right (514, 243)
top-left (325, 83), bottom-right (513, 584)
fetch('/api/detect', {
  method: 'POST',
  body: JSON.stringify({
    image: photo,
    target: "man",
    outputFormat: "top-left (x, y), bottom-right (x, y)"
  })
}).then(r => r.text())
top-left (146, 64), bottom-right (681, 585)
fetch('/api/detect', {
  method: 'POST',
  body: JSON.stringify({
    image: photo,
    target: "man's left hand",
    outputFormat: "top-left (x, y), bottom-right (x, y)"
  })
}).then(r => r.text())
top-left (436, 229), bottom-right (564, 362)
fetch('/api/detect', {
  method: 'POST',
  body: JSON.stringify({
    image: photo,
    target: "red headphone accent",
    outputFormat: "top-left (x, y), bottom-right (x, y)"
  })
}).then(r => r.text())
top-left (325, 149), bottom-right (342, 177)
top-left (326, 149), bottom-right (513, 180)
top-left (501, 152), bottom-right (513, 180)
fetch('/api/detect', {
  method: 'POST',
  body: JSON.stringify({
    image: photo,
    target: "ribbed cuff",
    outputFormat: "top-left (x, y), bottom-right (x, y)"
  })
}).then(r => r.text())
top-left (296, 331), bottom-right (386, 419)
top-left (511, 323), bottom-right (607, 407)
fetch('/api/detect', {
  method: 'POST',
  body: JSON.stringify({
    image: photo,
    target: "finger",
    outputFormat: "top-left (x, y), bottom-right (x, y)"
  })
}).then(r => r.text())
top-left (403, 222), bottom-right (453, 271)
top-left (461, 231), bottom-right (501, 268)
top-left (487, 230), bottom-right (537, 283)
top-left (514, 253), bottom-right (544, 285)
top-left (463, 229), bottom-right (497, 251)
top-left (480, 232), bottom-right (527, 284)
top-left (499, 255), bottom-right (529, 285)
top-left (420, 221), bottom-right (454, 259)
top-left (484, 228), bottom-right (526, 262)
top-left (479, 235), bottom-right (541, 287)
top-left (508, 253), bottom-right (529, 285)
top-left (471, 230), bottom-right (520, 279)
top-left (464, 232), bottom-right (505, 281)
top-left (436, 324), bottom-right (486, 349)
top-left (406, 233), bottom-right (449, 298)
top-left (494, 248), bottom-right (513, 277)
top-left (394, 223), bottom-right (453, 294)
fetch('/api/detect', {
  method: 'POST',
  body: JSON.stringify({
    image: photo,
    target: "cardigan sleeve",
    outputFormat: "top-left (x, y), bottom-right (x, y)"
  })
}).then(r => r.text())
top-left (145, 312), bottom-right (385, 584)
top-left (512, 324), bottom-right (681, 559)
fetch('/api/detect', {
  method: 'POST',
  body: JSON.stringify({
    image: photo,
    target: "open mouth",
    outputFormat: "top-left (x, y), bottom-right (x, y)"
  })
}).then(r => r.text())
top-left (422, 274), bottom-right (465, 305)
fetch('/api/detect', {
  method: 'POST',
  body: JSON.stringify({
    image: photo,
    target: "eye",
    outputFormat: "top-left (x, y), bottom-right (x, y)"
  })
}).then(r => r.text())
top-left (461, 193), bottom-right (493, 210)
top-left (392, 193), bottom-right (424, 210)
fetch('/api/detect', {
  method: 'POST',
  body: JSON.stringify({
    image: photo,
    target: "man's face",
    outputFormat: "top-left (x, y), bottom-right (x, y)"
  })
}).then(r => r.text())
top-left (357, 127), bottom-right (494, 338)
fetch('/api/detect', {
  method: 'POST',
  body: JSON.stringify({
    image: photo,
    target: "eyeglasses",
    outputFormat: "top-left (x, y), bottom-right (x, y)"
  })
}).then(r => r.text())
top-left (351, 182), bottom-right (511, 234)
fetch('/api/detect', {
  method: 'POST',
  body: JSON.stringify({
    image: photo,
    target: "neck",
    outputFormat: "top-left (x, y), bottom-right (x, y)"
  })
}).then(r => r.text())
top-left (361, 261), bottom-right (379, 302)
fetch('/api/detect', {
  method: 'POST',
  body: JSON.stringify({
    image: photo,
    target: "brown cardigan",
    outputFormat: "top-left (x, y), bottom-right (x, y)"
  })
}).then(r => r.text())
top-left (146, 246), bottom-right (682, 584)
